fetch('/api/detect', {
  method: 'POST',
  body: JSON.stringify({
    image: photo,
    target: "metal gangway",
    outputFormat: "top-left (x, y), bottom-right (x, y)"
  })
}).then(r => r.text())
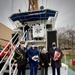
top-left (0, 31), bottom-right (27, 75)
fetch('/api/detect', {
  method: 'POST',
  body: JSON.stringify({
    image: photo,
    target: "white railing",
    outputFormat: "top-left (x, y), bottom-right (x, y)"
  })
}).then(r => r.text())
top-left (0, 31), bottom-right (19, 75)
top-left (9, 31), bottom-right (28, 75)
top-left (0, 32), bottom-right (18, 64)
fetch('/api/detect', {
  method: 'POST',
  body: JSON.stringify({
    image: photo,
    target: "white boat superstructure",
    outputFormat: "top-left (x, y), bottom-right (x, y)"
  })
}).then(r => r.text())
top-left (0, 7), bottom-right (68, 75)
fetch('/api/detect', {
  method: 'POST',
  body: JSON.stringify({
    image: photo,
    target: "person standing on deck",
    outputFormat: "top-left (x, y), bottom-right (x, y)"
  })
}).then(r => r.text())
top-left (24, 23), bottom-right (30, 41)
top-left (14, 41), bottom-right (27, 75)
top-left (40, 46), bottom-right (50, 75)
top-left (27, 42), bottom-right (39, 75)
top-left (49, 42), bottom-right (64, 75)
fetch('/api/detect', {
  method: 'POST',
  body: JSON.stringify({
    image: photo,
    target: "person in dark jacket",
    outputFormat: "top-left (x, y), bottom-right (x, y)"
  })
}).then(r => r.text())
top-left (40, 46), bottom-right (50, 75)
top-left (24, 23), bottom-right (30, 40)
top-left (27, 42), bottom-right (39, 75)
top-left (14, 41), bottom-right (27, 75)
top-left (49, 42), bottom-right (64, 75)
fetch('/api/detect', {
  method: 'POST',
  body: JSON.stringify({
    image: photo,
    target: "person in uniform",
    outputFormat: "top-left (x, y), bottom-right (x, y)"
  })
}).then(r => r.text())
top-left (27, 42), bottom-right (39, 75)
top-left (49, 42), bottom-right (64, 75)
top-left (14, 41), bottom-right (27, 75)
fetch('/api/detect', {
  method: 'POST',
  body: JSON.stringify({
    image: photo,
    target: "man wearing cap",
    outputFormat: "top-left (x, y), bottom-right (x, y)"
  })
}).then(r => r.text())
top-left (27, 42), bottom-right (39, 75)
top-left (14, 41), bottom-right (27, 75)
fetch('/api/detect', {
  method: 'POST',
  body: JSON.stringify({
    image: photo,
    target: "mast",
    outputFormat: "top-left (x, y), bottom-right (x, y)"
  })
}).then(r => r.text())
top-left (28, 0), bottom-right (38, 11)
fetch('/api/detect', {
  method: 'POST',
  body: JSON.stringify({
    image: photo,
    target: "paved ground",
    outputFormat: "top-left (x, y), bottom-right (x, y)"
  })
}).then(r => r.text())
top-left (26, 67), bottom-right (75, 75)
top-left (68, 68), bottom-right (75, 75)
top-left (3, 63), bottom-right (75, 75)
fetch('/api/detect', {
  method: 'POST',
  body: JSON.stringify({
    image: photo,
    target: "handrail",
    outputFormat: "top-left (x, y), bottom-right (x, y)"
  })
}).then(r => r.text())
top-left (13, 67), bottom-right (18, 75)
top-left (10, 32), bottom-right (28, 75)
top-left (0, 31), bottom-right (19, 75)
top-left (0, 31), bottom-right (27, 75)
top-left (8, 31), bottom-right (27, 75)
top-left (0, 45), bottom-right (16, 75)
top-left (0, 32), bottom-right (18, 54)
top-left (9, 50), bottom-right (15, 75)
top-left (0, 32), bottom-right (18, 64)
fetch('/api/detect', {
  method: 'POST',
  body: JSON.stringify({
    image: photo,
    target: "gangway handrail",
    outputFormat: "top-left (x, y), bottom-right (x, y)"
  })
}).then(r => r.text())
top-left (0, 45), bottom-right (17, 75)
top-left (0, 31), bottom-right (27, 75)
top-left (13, 66), bottom-right (18, 75)
top-left (0, 35), bottom-right (19, 64)
top-left (0, 32), bottom-right (18, 75)
top-left (9, 50), bottom-right (15, 75)
top-left (9, 31), bottom-right (28, 75)
top-left (0, 32), bottom-right (18, 64)
top-left (0, 32), bottom-right (18, 54)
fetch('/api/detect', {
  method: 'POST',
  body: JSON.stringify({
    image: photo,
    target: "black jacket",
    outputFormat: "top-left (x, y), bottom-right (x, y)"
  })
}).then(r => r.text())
top-left (40, 52), bottom-right (50, 68)
top-left (49, 48), bottom-right (64, 68)
top-left (14, 46), bottom-right (27, 66)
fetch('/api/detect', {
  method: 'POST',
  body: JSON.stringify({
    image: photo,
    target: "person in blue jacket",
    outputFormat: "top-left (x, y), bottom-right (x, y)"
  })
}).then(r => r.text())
top-left (27, 42), bottom-right (39, 75)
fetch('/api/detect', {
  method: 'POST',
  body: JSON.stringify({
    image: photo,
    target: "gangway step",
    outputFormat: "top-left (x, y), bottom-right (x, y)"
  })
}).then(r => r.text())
top-left (3, 70), bottom-right (9, 73)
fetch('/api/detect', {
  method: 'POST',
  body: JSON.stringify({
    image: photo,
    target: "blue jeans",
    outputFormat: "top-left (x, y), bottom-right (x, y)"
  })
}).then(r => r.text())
top-left (52, 67), bottom-right (60, 75)
top-left (29, 62), bottom-right (38, 75)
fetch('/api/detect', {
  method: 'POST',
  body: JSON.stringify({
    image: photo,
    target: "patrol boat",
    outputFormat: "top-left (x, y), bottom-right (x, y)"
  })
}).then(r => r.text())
top-left (0, 0), bottom-right (68, 75)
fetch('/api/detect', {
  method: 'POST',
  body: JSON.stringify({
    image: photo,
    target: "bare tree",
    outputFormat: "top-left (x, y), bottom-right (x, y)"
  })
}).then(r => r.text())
top-left (57, 25), bottom-right (75, 50)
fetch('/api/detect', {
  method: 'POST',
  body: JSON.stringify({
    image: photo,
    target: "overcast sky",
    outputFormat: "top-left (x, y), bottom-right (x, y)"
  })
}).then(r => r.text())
top-left (0, 0), bottom-right (75, 30)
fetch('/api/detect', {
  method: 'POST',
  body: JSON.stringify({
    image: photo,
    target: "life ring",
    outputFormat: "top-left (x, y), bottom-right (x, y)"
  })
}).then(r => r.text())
top-left (0, 52), bottom-right (5, 58)
top-left (3, 43), bottom-right (16, 58)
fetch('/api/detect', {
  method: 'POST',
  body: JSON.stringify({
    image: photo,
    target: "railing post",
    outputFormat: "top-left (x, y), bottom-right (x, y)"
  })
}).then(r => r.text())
top-left (64, 54), bottom-right (67, 64)
top-left (0, 72), bottom-right (3, 75)
top-left (9, 59), bottom-right (11, 75)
